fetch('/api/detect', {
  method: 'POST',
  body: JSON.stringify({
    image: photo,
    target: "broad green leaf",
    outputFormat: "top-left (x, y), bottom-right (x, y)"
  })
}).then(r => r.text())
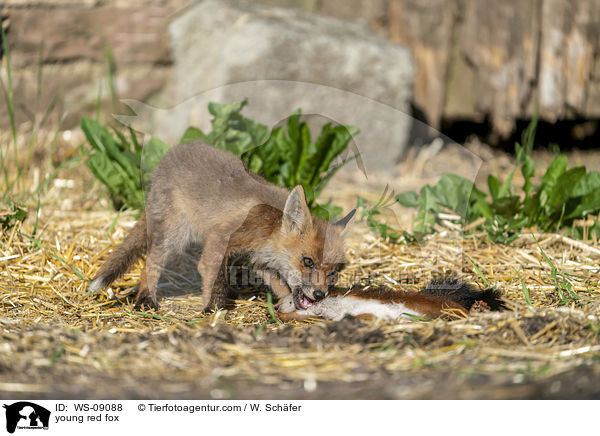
top-left (491, 196), bottom-right (521, 217)
top-left (395, 191), bottom-right (419, 208)
top-left (414, 185), bottom-right (439, 233)
top-left (471, 198), bottom-right (493, 219)
top-left (432, 173), bottom-right (476, 216)
top-left (312, 202), bottom-right (343, 221)
top-left (541, 153), bottom-right (567, 186)
top-left (248, 154), bottom-right (263, 174)
top-left (180, 126), bottom-right (210, 144)
top-left (488, 175), bottom-right (501, 200)
top-left (142, 137), bottom-right (169, 175)
top-left (565, 189), bottom-right (600, 220)
top-left (571, 170), bottom-right (600, 197)
top-left (547, 167), bottom-right (585, 209)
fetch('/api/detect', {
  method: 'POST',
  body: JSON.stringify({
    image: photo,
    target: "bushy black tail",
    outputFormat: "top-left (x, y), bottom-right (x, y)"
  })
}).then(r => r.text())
top-left (421, 277), bottom-right (506, 311)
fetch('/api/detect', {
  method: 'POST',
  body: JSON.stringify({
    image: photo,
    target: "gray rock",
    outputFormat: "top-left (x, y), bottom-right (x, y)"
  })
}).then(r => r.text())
top-left (157, 0), bottom-right (414, 174)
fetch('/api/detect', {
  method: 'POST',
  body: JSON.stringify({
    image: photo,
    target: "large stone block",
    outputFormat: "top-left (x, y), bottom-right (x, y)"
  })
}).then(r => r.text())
top-left (6, 6), bottom-right (174, 69)
top-left (158, 0), bottom-right (414, 173)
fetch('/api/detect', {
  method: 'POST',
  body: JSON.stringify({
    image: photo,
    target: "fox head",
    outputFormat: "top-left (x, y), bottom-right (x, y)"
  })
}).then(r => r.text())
top-left (266, 186), bottom-right (355, 310)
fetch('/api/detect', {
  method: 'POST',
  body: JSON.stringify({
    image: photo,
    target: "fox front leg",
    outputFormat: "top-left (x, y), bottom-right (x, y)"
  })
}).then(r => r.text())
top-left (197, 233), bottom-right (229, 312)
top-left (206, 262), bottom-right (232, 310)
top-left (257, 270), bottom-right (292, 300)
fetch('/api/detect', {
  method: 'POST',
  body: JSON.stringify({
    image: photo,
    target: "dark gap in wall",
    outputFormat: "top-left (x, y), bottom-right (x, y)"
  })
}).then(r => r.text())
top-left (439, 117), bottom-right (600, 152)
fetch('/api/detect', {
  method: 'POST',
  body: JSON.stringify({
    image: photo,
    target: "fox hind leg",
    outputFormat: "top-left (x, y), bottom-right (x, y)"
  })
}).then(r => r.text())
top-left (134, 241), bottom-right (173, 310)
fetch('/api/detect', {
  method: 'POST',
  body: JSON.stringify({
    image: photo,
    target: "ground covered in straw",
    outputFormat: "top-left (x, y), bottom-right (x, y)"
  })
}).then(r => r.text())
top-left (1, 141), bottom-right (599, 399)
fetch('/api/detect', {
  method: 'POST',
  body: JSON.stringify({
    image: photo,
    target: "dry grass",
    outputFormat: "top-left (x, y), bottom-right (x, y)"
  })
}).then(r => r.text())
top-left (1, 140), bottom-right (599, 399)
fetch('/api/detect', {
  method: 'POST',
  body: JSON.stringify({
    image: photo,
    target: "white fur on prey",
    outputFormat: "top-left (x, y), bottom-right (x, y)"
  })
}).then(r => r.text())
top-left (277, 294), bottom-right (423, 321)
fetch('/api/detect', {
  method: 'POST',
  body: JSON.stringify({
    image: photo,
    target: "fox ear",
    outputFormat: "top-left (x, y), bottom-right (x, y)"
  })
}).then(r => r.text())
top-left (282, 186), bottom-right (310, 234)
top-left (335, 208), bottom-right (356, 229)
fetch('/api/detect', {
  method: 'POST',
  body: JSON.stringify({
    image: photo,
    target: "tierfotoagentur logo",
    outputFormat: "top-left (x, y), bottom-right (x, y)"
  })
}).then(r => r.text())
top-left (3, 402), bottom-right (50, 434)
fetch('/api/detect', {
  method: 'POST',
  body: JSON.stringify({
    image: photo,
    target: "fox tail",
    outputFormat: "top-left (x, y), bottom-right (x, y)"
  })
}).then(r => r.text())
top-left (89, 212), bottom-right (148, 292)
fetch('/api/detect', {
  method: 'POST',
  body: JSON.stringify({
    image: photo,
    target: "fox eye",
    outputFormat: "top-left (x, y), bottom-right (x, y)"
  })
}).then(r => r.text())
top-left (328, 270), bottom-right (338, 278)
top-left (303, 257), bottom-right (315, 268)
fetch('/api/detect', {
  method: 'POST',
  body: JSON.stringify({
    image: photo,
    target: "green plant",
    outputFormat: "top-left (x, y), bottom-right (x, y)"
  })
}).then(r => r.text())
top-left (464, 253), bottom-right (491, 287)
top-left (356, 186), bottom-right (415, 243)
top-left (366, 113), bottom-right (600, 244)
top-left (181, 100), bottom-right (359, 219)
top-left (396, 173), bottom-right (490, 239)
top-left (83, 100), bottom-right (359, 220)
top-left (0, 199), bottom-right (27, 234)
top-left (513, 267), bottom-right (533, 308)
top-left (0, 26), bottom-right (66, 202)
top-left (534, 235), bottom-right (580, 305)
top-left (80, 116), bottom-right (169, 212)
top-left (0, 23), bottom-right (17, 192)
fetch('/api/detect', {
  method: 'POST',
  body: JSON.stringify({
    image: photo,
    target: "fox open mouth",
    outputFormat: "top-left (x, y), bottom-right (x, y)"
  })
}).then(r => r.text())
top-left (293, 289), bottom-right (316, 310)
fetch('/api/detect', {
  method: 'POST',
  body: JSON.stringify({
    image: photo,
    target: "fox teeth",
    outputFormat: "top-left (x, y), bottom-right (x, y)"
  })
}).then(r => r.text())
top-left (300, 294), bottom-right (316, 309)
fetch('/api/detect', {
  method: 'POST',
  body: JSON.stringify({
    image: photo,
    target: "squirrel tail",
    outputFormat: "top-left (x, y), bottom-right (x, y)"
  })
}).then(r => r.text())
top-left (420, 277), bottom-right (506, 311)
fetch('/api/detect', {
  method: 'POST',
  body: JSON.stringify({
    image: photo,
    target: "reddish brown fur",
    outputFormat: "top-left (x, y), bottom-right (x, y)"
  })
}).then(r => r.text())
top-left (326, 286), bottom-right (468, 318)
top-left (277, 311), bottom-right (316, 322)
top-left (228, 204), bottom-right (282, 250)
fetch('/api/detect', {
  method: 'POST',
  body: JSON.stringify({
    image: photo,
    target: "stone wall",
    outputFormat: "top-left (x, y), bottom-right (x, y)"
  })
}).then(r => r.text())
top-left (2, 0), bottom-right (599, 136)
top-left (275, 0), bottom-right (600, 135)
top-left (1, 0), bottom-right (184, 128)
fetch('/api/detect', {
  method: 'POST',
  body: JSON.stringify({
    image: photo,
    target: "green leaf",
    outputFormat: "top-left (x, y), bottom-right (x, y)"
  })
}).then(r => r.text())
top-left (81, 116), bottom-right (145, 211)
top-left (180, 126), bottom-right (210, 144)
top-left (355, 110), bottom-right (599, 243)
top-left (488, 175), bottom-right (501, 200)
top-left (141, 137), bottom-right (170, 190)
top-left (566, 189), bottom-right (600, 220)
top-left (312, 201), bottom-right (343, 221)
top-left (471, 197), bottom-right (494, 219)
top-left (414, 185), bottom-right (439, 233)
top-left (248, 154), bottom-right (263, 174)
top-left (541, 153), bottom-right (568, 186)
top-left (547, 166), bottom-right (585, 209)
top-left (0, 200), bottom-right (27, 232)
top-left (432, 173), bottom-right (477, 216)
top-left (395, 191), bottom-right (419, 208)
top-left (571, 170), bottom-right (600, 197)
top-left (521, 154), bottom-right (535, 196)
top-left (498, 167), bottom-right (516, 199)
top-left (491, 196), bottom-right (521, 217)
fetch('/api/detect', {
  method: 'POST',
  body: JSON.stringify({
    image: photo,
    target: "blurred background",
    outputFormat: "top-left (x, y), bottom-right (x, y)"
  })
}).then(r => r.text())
top-left (2, 0), bottom-right (599, 154)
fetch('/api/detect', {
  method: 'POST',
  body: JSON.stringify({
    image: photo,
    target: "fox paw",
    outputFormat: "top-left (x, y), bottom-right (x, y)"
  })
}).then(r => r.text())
top-left (134, 293), bottom-right (159, 311)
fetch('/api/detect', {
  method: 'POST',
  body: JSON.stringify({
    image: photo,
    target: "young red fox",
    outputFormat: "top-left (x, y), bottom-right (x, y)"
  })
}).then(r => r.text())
top-left (89, 141), bottom-right (356, 311)
top-left (277, 278), bottom-right (506, 321)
